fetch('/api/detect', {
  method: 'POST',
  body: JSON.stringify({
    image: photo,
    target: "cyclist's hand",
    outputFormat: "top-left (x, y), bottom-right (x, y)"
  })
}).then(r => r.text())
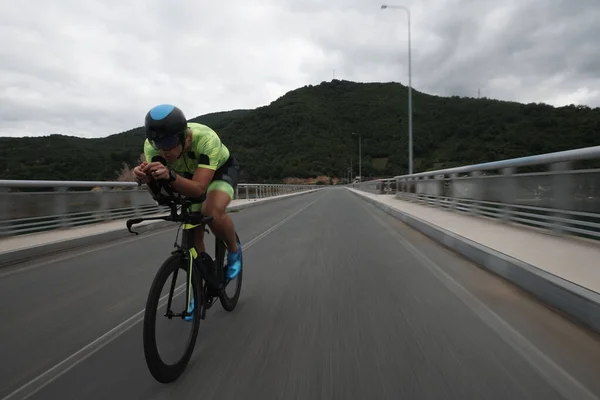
top-left (143, 162), bottom-right (170, 180)
top-left (133, 162), bottom-right (150, 183)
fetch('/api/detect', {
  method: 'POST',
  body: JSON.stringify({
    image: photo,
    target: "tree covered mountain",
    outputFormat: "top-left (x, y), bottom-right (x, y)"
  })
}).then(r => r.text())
top-left (1, 79), bottom-right (599, 183)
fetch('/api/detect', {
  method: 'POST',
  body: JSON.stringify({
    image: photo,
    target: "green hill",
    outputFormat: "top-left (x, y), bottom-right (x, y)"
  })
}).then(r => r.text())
top-left (2, 79), bottom-right (599, 183)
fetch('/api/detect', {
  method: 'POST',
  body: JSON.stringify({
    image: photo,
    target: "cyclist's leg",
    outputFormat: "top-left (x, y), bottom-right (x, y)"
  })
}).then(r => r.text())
top-left (189, 157), bottom-right (238, 259)
top-left (202, 184), bottom-right (238, 251)
top-left (201, 157), bottom-right (241, 279)
top-left (203, 183), bottom-right (242, 279)
top-left (184, 160), bottom-right (240, 321)
top-left (190, 208), bottom-right (206, 253)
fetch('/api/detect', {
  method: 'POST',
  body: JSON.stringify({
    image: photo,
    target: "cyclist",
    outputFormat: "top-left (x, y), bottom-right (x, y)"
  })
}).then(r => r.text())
top-left (133, 104), bottom-right (242, 281)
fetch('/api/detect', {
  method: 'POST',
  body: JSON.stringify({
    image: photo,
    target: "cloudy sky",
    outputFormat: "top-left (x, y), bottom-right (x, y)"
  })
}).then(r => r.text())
top-left (1, 0), bottom-right (599, 138)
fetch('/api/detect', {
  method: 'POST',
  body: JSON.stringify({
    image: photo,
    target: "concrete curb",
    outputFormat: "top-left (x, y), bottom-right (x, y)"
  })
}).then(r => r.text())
top-left (0, 189), bottom-right (322, 268)
top-left (348, 188), bottom-right (600, 335)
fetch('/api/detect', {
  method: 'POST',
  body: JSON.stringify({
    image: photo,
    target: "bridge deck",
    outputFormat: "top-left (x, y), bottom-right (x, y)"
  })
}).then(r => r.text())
top-left (2, 188), bottom-right (600, 399)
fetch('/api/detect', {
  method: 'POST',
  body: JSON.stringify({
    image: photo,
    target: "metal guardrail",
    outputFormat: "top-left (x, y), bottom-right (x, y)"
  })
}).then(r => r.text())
top-left (0, 181), bottom-right (321, 237)
top-left (351, 145), bottom-right (600, 240)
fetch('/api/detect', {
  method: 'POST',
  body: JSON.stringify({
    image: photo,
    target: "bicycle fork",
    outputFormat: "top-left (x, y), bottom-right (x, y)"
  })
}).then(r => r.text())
top-left (184, 248), bottom-right (197, 320)
top-left (163, 249), bottom-right (197, 320)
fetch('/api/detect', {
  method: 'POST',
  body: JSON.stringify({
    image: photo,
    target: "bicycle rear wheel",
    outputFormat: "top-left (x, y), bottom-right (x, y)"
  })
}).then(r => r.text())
top-left (219, 232), bottom-right (243, 311)
top-left (142, 252), bottom-right (201, 383)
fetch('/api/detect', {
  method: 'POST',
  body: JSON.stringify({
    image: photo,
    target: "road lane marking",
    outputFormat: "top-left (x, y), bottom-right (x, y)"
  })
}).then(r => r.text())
top-left (1, 195), bottom-right (322, 400)
top-left (359, 199), bottom-right (598, 400)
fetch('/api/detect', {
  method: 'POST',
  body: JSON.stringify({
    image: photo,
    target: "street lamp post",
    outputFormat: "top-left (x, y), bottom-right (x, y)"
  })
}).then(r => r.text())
top-left (381, 4), bottom-right (413, 175)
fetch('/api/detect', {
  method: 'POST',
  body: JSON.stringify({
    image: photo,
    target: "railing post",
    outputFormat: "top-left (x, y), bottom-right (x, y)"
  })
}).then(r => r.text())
top-left (449, 173), bottom-right (458, 210)
top-left (500, 167), bottom-right (516, 222)
top-left (132, 185), bottom-right (148, 217)
top-left (54, 186), bottom-right (69, 228)
top-left (0, 187), bottom-right (10, 237)
top-left (470, 171), bottom-right (482, 215)
top-left (434, 174), bottom-right (442, 207)
top-left (100, 187), bottom-right (111, 221)
top-left (550, 161), bottom-right (573, 234)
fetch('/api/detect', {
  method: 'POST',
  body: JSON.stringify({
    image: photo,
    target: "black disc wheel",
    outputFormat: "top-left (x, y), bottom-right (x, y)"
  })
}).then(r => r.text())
top-left (142, 252), bottom-right (202, 383)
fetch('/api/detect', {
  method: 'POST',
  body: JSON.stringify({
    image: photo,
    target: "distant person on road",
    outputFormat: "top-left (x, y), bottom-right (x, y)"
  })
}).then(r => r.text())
top-left (132, 104), bottom-right (242, 281)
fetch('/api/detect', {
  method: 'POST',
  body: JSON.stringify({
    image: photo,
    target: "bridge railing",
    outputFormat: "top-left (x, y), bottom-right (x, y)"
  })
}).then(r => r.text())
top-left (0, 181), bottom-right (320, 237)
top-left (352, 145), bottom-right (600, 240)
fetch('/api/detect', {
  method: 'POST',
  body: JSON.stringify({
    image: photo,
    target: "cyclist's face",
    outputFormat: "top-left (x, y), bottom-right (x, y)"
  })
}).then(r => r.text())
top-left (159, 144), bottom-right (182, 162)
top-left (154, 131), bottom-right (186, 162)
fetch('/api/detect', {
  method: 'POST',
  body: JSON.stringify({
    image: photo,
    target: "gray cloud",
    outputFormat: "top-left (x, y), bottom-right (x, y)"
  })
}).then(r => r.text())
top-left (412, 0), bottom-right (600, 103)
top-left (1, 0), bottom-right (599, 138)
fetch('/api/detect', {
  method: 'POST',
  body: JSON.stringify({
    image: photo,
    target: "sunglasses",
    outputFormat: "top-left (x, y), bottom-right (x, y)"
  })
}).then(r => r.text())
top-left (152, 135), bottom-right (180, 151)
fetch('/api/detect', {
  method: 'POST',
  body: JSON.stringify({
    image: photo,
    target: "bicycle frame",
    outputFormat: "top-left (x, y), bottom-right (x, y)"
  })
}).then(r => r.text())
top-left (174, 223), bottom-right (198, 320)
top-left (177, 220), bottom-right (228, 317)
top-left (126, 194), bottom-right (226, 320)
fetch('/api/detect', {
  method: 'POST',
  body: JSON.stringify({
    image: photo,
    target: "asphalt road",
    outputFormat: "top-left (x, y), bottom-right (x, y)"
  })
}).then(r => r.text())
top-left (1, 188), bottom-right (600, 400)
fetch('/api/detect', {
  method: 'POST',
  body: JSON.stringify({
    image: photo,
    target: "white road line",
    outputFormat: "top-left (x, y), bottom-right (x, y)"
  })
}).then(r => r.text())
top-left (0, 227), bottom-right (174, 279)
top-left (1, 195), bottom-right (322, 400)
top-left (361, 201), bottom-right (598, 400)
top-left (243, 196), bottom-right (321, 248)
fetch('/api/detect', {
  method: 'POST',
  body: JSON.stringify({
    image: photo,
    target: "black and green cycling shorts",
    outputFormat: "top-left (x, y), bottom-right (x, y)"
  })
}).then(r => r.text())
top-left (191, 155), bottom-right (240, 212)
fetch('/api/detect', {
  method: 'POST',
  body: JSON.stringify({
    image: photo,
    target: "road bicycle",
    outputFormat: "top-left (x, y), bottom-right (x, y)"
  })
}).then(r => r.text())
top-left (126, 178), bottom-right (243, 383)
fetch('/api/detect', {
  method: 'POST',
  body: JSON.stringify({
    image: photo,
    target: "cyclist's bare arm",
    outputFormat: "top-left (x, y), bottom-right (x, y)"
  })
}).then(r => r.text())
top-left (138, 160), bottom-right (215, 200)
top-left (169, 167), bottom-right (215, 199)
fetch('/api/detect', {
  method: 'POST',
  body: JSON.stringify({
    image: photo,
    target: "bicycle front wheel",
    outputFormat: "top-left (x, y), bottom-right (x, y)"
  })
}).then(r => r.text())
top-left (142, 252), bottom-right (201, 383)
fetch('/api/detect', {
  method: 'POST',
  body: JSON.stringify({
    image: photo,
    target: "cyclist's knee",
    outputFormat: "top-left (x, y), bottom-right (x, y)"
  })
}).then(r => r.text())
top-left (202, 191), bottom-right (231, 221)
top-left (203, 204), bottom-right (228, 224)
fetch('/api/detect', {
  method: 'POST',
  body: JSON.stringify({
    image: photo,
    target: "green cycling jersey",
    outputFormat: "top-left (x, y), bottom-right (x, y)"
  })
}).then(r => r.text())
top-left (143, 122), bottom-right (231, 176)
